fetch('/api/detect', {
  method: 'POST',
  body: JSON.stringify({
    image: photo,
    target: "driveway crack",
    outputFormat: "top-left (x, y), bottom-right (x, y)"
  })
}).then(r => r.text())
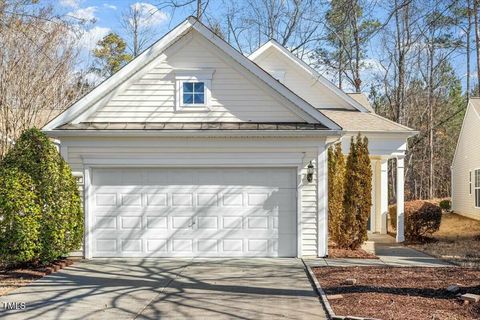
top-left (133, 258), bottom-right (193, 319)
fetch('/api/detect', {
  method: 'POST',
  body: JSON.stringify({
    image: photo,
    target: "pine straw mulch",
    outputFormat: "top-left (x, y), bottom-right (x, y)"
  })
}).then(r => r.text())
top-left (328, 242), bottom-right (378, 259)
top-left (0, 259), bottom-right (74, 296)
top-left (314, 266), bottom-right (480, 320)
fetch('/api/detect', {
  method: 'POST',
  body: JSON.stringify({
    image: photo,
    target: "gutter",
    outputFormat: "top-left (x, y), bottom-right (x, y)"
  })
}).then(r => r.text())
top-left (42, 129), bottom-right (344, 138)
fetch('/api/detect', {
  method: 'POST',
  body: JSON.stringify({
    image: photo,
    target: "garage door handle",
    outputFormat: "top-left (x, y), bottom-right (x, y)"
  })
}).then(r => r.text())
top-left (189, 221), bottom-right (196, 227)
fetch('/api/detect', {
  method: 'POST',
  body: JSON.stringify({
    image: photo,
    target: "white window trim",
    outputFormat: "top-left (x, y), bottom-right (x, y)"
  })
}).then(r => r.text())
top-left (475, 168), bottom-right (480, 209)
top-left (175, 69), bottom-right (214, 112)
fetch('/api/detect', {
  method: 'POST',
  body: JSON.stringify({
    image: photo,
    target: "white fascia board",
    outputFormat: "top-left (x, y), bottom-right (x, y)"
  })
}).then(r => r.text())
top-left (188, 19), bottom-right (340, 129)
top-left (43, 129), bottom-right (342, 138)
top-left (42, 19), bottom-right (193, 131)
top-left (249, 40), bottom-right (370, 113)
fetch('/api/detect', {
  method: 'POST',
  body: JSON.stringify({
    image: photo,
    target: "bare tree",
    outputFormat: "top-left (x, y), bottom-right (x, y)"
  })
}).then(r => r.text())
top-left (0, 2), bottom-right (84, 157)
top-left (474, 0), bottom-right (480, 95)
top-left (121, 3), bottom-right (160, 57)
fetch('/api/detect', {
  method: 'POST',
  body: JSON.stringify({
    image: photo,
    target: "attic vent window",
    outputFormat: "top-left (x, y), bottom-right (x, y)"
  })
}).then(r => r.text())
top-left (175, 69), bottom-right (214, 111)
top-left (183, 82), bottom-right (205, 105)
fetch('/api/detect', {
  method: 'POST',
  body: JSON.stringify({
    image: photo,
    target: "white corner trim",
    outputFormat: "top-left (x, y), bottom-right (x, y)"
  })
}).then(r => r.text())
top-left (249, 40), bottom-right (370, 113)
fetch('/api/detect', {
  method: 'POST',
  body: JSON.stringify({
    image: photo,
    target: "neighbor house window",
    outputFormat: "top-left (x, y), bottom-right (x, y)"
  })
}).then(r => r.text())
top-left (475, 169), bottom-right (480, 208)
top-left (175, 69), bottom-right (214, 111)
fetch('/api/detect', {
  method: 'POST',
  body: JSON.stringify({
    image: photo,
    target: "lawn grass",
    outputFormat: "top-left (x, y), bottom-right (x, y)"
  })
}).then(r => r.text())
top-left (411, 212), bottom-right (480, 267)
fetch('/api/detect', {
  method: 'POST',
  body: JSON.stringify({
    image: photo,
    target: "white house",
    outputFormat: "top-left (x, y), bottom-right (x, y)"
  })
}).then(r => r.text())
top-left (452, 98), bottom-right (480, 220)
top-left (43, 17), bottom-right (415, 259)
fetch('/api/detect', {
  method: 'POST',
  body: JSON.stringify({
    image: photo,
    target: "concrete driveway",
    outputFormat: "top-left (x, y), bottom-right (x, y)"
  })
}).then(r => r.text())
top-left (0, 258), bottom-right (326, 320)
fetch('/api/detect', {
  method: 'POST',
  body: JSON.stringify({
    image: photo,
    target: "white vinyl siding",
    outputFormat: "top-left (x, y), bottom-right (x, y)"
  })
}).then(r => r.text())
top-left (85, 31), bottom-right (304, 123)
top-left (60, 136), bottom-right (321, 257)
top-left (252, 48), bottom-right (355, 110)
top-left (452, 101), bottom-right (480, 220)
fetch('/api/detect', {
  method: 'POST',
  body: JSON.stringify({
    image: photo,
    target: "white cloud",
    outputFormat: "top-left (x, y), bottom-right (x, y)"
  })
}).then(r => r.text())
top-left (60, 0), bottom-right (81, 8)
top-left (130, 2), bottom-right (168, 27)
top-left (77, 26), bottom-right (111, 51)
top-left (103, 3), bottom-right (117, 10)
top-left (68, 6), bottom-right (97, 22)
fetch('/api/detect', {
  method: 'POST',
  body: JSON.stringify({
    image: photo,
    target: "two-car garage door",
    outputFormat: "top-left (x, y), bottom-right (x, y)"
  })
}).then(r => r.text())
top-left (90, 167), bottom-right (297, 257)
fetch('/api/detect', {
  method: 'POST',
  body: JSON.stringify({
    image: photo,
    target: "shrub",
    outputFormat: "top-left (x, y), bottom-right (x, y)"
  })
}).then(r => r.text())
top-left (1, 128), bottom-right (83, 263)
top-left (439, 199), bottom-right (451, 211)
top-left (389, 200), bottom-right (442, 242)
top-left (341, 134), bottom-right (372, 249)
top-left (328, 143), bottom-right (346, 246)
top-left (0, 168), bottom-right (41, 264)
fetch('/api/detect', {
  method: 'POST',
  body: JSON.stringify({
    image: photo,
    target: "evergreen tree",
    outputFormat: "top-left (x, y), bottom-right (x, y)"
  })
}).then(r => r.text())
top-left (341, 134), bottom-right (372, 249)
top-left (328, 143), bottom-right (346, 246)
top-left (92, 32), bottom-right (133, 78)
top-left (354, 135), bottom-right (372, 247)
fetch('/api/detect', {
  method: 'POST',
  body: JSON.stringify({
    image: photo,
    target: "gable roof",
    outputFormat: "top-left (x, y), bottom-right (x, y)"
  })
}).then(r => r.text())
top-left (44, 17), bottom-right (340, 131)
top-left (347, 93), bottom-right (375, 113)
top-left (249, 40), bottom-right (370, 113)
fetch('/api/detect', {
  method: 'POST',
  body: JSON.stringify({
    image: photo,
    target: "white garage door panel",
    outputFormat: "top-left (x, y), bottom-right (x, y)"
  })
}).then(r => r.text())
top-left (91, 168), bottom-right (297, 257)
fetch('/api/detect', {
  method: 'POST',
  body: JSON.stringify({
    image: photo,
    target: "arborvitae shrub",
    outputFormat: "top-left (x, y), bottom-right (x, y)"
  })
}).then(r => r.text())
top-left (0, 168), bottom-right (41, 264)
top-left (2, 128), bottom-right (83, 263)
top-left (328, 143), bottom-right (347, 247)
top-left (339, 134), bottom-right (372, 250)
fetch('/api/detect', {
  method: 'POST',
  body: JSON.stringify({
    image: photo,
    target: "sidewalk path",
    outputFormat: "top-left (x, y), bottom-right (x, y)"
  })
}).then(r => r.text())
top-left (307, 234), bottom-right (452, 268)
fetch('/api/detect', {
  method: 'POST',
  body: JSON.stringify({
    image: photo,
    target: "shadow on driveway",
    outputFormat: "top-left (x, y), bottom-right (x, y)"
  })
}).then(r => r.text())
top-left (0, 258), bottom-right (326, 320)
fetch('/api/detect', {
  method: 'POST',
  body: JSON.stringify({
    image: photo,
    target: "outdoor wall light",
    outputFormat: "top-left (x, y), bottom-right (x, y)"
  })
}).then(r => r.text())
top-left (307, 161), bottom-right (314, 182)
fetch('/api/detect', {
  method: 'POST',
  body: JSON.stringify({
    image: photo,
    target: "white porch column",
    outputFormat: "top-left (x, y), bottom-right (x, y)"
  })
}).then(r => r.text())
top-left (317, 145), bottom-right (328, 257)
top-left (396, 155), bottom-right (405, 242)
top-left (378, 159), bottom-right (389, 234)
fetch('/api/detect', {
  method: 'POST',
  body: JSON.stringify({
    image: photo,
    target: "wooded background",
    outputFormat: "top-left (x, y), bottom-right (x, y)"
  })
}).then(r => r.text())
top-left (0, 0), bottom-right (477, 202)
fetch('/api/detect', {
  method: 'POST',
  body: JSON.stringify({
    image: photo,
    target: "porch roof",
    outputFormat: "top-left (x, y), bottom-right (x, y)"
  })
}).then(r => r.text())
top-left (321, 109), bottom-right (414, 133)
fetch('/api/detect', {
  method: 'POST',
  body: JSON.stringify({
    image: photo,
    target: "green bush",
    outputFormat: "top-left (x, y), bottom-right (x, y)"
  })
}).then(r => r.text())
top-left (0, 168), bottom-right (41, 264)
top-left (439, 199), bottom-right (451, 211)
top-left (389, 200), bottom-right (442, 242)
top-left (1, 128), bottom-right (83, 263)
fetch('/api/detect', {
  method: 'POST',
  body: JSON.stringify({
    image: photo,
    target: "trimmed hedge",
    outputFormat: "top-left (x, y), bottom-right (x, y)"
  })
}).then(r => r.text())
top-left (1, 128), bottom-right (83, 264)
top-left (389, 200), bottom-right (442, 242)
top-left (0, 168), bottom-right (41, 264)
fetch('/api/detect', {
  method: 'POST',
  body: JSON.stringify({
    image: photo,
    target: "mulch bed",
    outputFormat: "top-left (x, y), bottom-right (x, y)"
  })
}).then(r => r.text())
top-left (0, 259), bottom-right (75, 296)
top-left (314, 266), bottom-right (480, 320)
top-left (328, 244), bottom-right (378, 259)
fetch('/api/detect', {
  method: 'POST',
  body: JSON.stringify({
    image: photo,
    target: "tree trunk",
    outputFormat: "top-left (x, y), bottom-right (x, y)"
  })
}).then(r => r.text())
top-left (474, 0), bottom-right (480, 96)
top-left (197, 0), bottom-right (202, 20)
top-left (467, 0), bottom-right (472, 99)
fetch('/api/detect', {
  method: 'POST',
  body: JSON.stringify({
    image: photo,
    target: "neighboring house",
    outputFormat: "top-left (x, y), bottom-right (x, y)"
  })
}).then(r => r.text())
top-left (452, 98), bottom-right (480, 220)
top-left (43, 17), bottom-right (415, 259)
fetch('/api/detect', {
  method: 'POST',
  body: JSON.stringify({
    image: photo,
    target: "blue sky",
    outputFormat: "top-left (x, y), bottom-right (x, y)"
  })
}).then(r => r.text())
top-left (46, 0), bottom-right (471, 93)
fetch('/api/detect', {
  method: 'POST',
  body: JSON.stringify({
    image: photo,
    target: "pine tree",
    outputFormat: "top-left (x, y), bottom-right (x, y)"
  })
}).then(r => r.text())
top-left (328, 143), bottom-right (346, 246)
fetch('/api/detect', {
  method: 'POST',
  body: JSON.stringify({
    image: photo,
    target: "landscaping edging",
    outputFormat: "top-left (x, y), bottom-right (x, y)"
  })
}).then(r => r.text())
top-left (302, 259), bottom-right (381, 320)
top-left (302, 259), bottom-right (335, 319)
